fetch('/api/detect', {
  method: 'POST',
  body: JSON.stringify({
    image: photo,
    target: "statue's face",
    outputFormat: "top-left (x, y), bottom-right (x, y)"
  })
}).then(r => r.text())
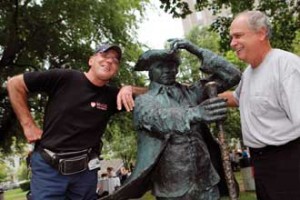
top-left (150, 61), bottom-right (179, 85)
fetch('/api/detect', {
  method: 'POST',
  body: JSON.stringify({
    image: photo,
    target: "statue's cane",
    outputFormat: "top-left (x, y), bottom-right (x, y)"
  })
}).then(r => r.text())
top-left (205, 81), bottom-right (239, 200)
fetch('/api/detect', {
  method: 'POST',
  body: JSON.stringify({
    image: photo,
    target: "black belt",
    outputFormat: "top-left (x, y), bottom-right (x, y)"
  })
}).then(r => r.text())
top-left (36, 146), bottom-right (93, 175)
top-left (250, 137), bottom-right (300, 156)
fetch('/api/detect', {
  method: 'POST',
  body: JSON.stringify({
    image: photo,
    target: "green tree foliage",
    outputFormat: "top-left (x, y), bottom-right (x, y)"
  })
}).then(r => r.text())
top-left (224, 50), bottom-right (247, 71)
top-left (17, 162), bottom-right (30, 181)
top-left (0, 162), bottom-right (9, 182)
top-left (159, 0), bottom-right (192, 18)
top-left (159, 0), bottom-right (300, 52)
top-left (102, 112), bottom-right (138, 166)
top-left (0, 0), bottom-right (150, 153)
top-left (292, 30), bottom-right (300, 55)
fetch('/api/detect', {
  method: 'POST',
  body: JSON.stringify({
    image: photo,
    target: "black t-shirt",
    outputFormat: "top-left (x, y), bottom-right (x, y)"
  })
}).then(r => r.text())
top-left (24, 69), bottom-right (120, 153)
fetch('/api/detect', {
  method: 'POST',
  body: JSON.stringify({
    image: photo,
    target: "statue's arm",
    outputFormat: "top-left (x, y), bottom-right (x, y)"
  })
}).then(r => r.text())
top-left (134, 95), bottom-right (193, 135)
top-left (133, 94), bottom-right (227, 136)
top-left (169, 39), bottom-right (241, 93)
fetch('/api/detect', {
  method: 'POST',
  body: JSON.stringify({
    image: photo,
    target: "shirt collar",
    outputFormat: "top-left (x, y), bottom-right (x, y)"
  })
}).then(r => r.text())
top-left (148, 82), bottom-right (181, 96)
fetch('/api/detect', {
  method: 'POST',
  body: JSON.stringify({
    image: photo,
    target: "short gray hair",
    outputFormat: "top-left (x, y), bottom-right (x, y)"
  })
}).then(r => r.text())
top-left (236, 10), bottom-right (272, 39)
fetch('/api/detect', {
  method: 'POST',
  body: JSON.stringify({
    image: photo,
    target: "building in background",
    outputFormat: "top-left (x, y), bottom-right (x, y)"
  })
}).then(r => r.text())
top-left (181, 0), bottom-right (230, 35)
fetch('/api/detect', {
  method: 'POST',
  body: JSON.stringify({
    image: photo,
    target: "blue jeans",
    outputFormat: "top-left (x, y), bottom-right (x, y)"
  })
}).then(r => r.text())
top-left (30, 151), bottom-right (98, 200)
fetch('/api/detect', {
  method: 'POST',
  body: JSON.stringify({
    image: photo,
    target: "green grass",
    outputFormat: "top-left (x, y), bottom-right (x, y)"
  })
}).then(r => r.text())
top-left (141, 171), bottom-right (257, 200)
top-left (6, 188), bottom-right (255, 200)
top-left (4, 188), bottom-right (27, 200)
top-left (141, 189), bottom-right (256, 200)
top-left (4, 172), bottom-right (256, 200)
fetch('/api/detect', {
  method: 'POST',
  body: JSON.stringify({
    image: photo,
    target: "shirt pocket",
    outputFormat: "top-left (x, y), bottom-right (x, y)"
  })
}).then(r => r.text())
top-left (249, 96), bottom-right (271, 116)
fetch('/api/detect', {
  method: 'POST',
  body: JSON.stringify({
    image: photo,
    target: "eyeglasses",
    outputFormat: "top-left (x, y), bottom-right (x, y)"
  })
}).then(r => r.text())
top-left (98, 52), bottom-right (120, 65)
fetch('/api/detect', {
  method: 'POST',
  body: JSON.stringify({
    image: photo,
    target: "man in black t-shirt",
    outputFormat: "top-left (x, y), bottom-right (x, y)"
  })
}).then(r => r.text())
top-left (7, 44), bottom-right (145, 200)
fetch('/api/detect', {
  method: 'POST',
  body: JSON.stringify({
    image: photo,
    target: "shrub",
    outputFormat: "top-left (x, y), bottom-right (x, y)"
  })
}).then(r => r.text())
top-left (19, 180), bottom-right (30, 191)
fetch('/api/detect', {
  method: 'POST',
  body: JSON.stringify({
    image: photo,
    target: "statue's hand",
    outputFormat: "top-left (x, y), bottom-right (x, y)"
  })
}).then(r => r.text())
top-left (167, 38), bottom-right (194, 52)
top-left (168, 38), bottom-right (206, 63)
top-left (192, 97), bottom-right (227, 123)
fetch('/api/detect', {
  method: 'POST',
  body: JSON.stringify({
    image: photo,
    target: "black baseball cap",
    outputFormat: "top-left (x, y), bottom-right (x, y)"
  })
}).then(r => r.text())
top-left (95, 44), bottom-right (122, 61)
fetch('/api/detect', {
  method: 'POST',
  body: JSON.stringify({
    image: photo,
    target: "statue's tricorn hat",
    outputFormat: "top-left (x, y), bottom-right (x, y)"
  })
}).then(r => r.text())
top-left (134, 49), bottom-right (180, 71)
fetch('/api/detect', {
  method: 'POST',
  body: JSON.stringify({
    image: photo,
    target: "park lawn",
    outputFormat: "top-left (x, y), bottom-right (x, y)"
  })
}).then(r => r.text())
top-left (141, 171), bottom-right (257, 200)
top-left (5, 172), bottom-right (256, 200)
top-left (142, 190), bottom-right (256, 200)
top-left (4, 188), bottom-right (27, 200)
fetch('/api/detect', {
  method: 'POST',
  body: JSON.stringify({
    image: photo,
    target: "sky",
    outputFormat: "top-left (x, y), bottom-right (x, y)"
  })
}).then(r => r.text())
top-left (137, 1), bottom-right (184, 49)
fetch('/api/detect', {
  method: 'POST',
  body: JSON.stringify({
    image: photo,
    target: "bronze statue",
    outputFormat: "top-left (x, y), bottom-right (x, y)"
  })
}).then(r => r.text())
top-left (100, 39), bottom-right (241, 200)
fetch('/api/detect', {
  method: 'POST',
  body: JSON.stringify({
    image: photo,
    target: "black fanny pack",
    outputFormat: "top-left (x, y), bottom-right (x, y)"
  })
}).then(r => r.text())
top-left (39, 148), bottom-right (91, 175)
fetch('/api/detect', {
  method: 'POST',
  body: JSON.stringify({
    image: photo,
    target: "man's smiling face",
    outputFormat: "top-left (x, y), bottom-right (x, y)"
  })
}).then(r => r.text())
top-left (88, 49), bottom-right (120, 82)
top-left (230, 15), bottom-right (264, 66)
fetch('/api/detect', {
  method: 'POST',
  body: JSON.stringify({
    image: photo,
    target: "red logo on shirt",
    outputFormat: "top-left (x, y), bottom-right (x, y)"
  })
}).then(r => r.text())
top-left (90, 102), bottom-right (108, 110)
top-left (91, 102), bottom-right (96, 107)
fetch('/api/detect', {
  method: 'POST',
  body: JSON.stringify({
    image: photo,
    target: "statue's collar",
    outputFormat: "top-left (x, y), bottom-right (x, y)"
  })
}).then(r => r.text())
top-left (149, 82), bottom-right (180, 95)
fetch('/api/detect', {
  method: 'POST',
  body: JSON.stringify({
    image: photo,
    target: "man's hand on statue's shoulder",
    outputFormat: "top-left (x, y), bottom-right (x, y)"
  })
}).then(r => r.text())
top-left (117, 85), bottom-right (147, 112)
top-left (117, 85), bottom-right (134, 112)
